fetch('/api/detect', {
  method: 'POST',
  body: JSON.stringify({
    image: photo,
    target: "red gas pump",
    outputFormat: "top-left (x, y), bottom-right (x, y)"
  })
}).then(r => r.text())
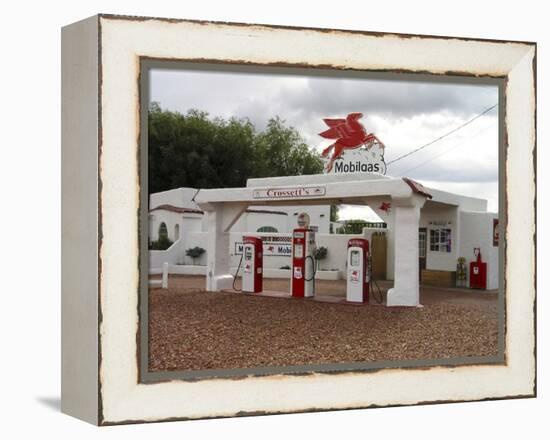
top-left (241, 236), bottom-right (263, 293)
top-left (346, 238), bottom-right (370, 303)
top-left (291, 214), bottom-right (316, 298)
top-left (469, 247), bottom-right (487, 290)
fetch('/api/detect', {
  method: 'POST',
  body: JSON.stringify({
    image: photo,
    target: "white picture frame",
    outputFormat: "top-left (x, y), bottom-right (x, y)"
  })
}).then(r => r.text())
top-left (61, 14), bottom-right (536, 425)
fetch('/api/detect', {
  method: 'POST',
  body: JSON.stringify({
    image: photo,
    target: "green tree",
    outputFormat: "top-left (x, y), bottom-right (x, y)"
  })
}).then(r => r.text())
top-left (330, 205), bottom-right (339, 222)
top-left (148, 104), bottom-right (323, 194)
top-left (253, 117), bottom-right (323, 178)
top-left (336, 220), bottom-right (387, 234)
top-left (336, 220), bottom-right (368, 235)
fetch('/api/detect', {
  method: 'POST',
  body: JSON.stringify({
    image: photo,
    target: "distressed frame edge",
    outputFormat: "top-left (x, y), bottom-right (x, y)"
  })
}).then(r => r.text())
top-left (97, 12), bottom-right (537, 47)
top-left (137, 59), bottom-right (507, 384)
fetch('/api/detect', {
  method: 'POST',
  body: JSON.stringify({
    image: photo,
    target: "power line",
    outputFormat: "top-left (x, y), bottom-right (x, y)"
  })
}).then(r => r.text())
top-left (398, 122), bottom-right (495, 176)
top-left (386, 104), bottom-right (498, 166)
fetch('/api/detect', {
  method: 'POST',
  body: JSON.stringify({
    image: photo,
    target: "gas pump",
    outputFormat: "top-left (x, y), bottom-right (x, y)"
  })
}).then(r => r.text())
top-left (291, 213), bottom-right (316, 298)
top-left (469, 247), bottom-right (487, 290)
top-left (346, 238), bottom-right (370, 303)
top-left (241, 236), bottom-right (263, 293)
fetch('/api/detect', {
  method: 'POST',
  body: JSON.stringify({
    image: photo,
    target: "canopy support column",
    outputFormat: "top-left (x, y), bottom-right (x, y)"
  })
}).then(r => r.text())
top-left (203, 203), bottom-right (247, 291)
top-left (387, 194), bottom-right (426, 307)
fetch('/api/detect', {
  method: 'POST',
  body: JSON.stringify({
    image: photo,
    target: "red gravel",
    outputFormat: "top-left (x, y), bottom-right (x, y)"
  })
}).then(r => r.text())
top-left (148, 276), bottom-right (499, 372)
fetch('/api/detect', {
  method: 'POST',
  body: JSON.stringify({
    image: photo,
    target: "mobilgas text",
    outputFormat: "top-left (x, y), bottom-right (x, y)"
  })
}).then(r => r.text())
top-left (334, 160), bottom-right (383, 174)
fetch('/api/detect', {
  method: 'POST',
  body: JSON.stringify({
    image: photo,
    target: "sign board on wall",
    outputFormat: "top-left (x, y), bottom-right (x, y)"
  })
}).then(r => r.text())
top-left (253, 186), bottom-right (326, 199)
top-left (235, 235), bottom-right (292, 256)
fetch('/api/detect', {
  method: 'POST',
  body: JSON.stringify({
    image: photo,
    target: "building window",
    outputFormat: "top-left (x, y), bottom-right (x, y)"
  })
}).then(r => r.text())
top-left (256, 226), bottom-right (278, 233)
top-left (430, 228), bottom-right (452, 252)
top-left (174, 224), bottom-right (180, 241)
top-left (158, 222), bottom-right (168, 240)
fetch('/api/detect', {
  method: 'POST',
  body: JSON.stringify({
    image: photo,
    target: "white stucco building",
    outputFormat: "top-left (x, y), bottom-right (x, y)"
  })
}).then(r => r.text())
top-left (149, 187), bottom-right (331, 240)
top-left (149, 172), bottom-right (499, 305)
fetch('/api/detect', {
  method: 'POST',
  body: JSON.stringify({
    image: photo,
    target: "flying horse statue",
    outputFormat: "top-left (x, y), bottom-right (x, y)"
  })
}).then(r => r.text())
top-left (319, 112), bottom-right (385, 173)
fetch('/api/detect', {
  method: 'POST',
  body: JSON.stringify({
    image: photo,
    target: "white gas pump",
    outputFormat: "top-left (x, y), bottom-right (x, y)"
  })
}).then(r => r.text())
top-left (291, 213), bottom-right (316, 297)
top-left (346, 238), bottom-right (370, 303)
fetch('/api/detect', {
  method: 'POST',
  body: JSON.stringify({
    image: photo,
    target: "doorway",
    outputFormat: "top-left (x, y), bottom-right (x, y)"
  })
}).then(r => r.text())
top-left (418, 228), bottom-right (427, 282)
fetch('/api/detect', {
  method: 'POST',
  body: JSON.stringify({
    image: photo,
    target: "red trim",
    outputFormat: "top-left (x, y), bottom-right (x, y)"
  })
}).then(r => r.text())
top-left (150, 204), bottom-right (204, 214)
top-left (245, 209), bottom-right (288, 216)
top-left (402, 177), bottom-right (433, 199)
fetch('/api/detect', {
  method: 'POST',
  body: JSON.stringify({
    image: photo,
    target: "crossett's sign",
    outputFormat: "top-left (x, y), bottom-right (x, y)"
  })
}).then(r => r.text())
top-left (253, 186), bottom-right (326, 199)
top-left (319, 112), bottom-right (387, 175)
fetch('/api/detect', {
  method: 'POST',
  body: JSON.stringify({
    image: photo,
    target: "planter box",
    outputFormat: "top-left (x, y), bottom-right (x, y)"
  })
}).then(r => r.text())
top-left (316, 270), bottom-right (342, 280)
top-left (421, 270), bottom-right (456, 288)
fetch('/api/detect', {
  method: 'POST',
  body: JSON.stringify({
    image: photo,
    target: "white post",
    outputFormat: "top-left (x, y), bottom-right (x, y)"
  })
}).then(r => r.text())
top-left (162, 262), bottom-right (169, 289)
top-left (384, 210), bottom-right (396, 281)
top-left (204, 203), bottom-right (247, 291)
top-left (386, 195), bottom-right (425, 307)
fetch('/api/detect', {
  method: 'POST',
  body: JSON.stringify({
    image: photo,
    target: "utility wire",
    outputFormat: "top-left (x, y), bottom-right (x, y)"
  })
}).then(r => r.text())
top-left (386, 104), bottom-right (498, 166)
top-left (398, 123), bottom-right (495, 176)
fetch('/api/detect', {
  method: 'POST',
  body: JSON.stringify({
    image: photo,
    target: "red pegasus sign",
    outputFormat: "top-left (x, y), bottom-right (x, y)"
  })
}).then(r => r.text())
top-left (319, 112), bottom-right (385, 172)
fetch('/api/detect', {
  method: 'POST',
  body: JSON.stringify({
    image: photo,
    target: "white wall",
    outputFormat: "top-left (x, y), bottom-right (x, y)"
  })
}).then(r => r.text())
top-left (149, 187), bottom-right (201, 210)
top-left (148, 187), bottom-right (498, 289)
top-left (149, 210), bottom-right (202, 243)
top-left (428, 188), bottom-right (487, 211)
top-left (420, 204), bottom-right (459, 272)
top-left (232, 205), bottom-right (331, 234)
top-left (279, 205), bottom-right (331, 233)
top-left (231, 210), bottom-right (290, 233)
top-left (149, 239), bottom-right (182, 268)
top-left (149, 229), bottom-right (385, 274)
top-left (150, 186), bottom-right (331, 234)
top-left (183, 231), bottom-right (209, 266)
top-left (149, 210), bottom-right (180, 242)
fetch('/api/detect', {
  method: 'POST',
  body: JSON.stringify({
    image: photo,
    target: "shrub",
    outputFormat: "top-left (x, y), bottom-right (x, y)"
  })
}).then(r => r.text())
top-left (186, 246), bottom-right (206, 265)
top-left (149, 235), bottom-right (174, 250)
top-left (314, 246), bottom-right (328, 270)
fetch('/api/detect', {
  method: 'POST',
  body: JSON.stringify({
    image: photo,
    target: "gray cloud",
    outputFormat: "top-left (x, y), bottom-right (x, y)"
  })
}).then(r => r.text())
top-left (150, 68), bottom-right (499, 193)
top-left (275, 77), bottom-right (497, 120)
top-left (150, 69), bottom-right (497, 126)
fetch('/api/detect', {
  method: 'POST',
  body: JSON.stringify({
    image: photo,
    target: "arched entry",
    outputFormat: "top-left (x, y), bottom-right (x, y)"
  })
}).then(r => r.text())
top-left (158, 222), bottom-right (168, 240)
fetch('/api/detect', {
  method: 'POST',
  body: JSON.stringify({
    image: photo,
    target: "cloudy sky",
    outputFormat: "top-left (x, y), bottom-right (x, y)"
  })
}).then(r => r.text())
top-left (149, 67), bottom-right (499, 221)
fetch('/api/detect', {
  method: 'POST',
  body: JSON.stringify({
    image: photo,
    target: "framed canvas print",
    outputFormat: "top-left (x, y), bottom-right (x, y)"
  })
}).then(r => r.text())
top-left (61, 14), bottom-right (536, 425)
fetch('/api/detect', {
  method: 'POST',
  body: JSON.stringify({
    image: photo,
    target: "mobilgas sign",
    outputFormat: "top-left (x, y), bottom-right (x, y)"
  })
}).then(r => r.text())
top-left (319, 113), bottom-right (387, 175)
top-left (253, 186), bottom-right (326, 199)
top-left (324, 141), bottom-right (387, 175)
top-left (235, 235), bottom-right (292, 256)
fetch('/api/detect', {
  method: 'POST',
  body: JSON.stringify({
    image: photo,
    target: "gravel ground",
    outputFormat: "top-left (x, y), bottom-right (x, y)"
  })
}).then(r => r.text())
top-left (148, 275), bottom-right (499, 372)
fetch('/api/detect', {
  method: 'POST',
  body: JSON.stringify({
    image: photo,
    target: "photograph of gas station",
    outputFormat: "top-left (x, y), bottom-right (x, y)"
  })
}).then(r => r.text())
top-left (145, 65), bottom-right (501, 374)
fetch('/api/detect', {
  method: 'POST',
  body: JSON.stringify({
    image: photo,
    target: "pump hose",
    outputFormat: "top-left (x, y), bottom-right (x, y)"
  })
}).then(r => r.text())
top-left (304, 255), bottom-right (316, 282)
top-left (232, 253), bottom-right (244, 292)
top-left (368, 255), bottom-right (384, 304)
top-left (371, 277), bottom-right (384, 305)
